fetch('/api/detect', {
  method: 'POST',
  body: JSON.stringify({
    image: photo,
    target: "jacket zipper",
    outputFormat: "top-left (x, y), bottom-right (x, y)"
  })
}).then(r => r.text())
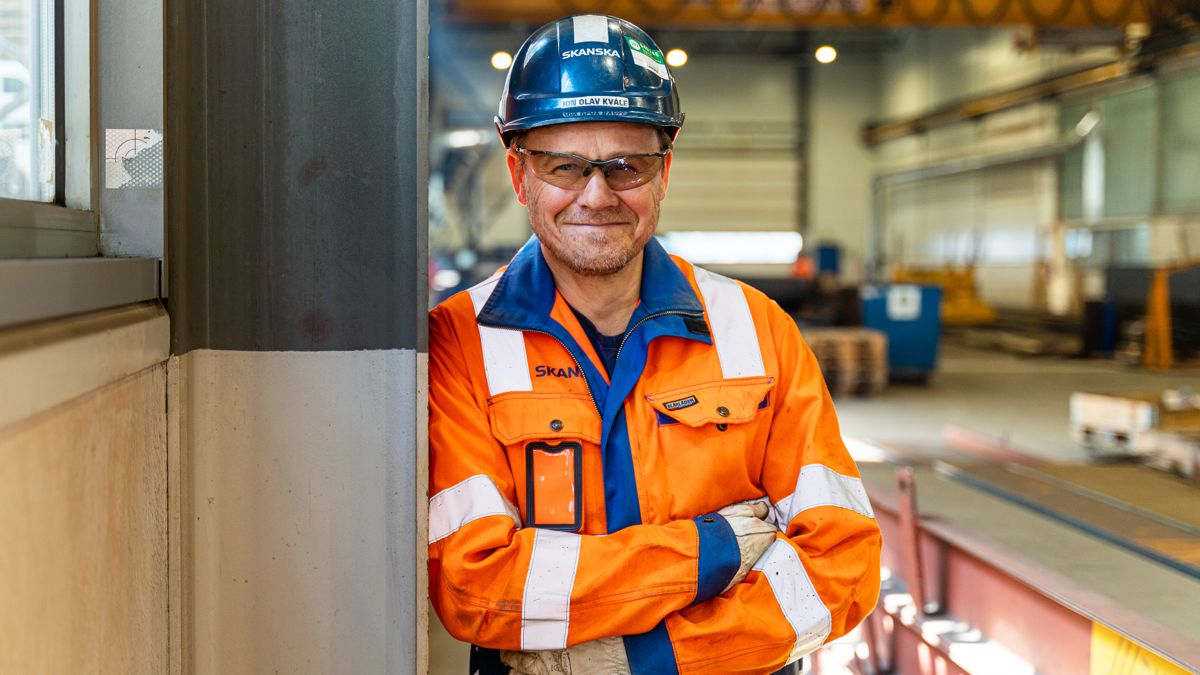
top-left (613, 310), bottom-right (704, 365)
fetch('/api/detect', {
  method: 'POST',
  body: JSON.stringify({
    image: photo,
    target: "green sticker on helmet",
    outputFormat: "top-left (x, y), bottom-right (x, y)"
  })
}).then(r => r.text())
top-left (625, 36), bottom-right (669, 80)
top-left (625, 36), bottom-right (665, 64)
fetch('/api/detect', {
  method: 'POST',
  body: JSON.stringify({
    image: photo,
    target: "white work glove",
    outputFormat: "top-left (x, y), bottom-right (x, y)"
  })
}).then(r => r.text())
top-left (718, 502), bottom-right (778, 593)
top-left (501, 636), bottom-right (630, 675)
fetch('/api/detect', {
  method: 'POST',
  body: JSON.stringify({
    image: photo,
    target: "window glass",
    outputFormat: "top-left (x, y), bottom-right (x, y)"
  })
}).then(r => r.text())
top-left (0, 0), bottom-right (55, 202)
top-left (1058, 101), bottom-right (1086, 221)
top-left (1100, 85), bottom-right (1155, 218)
top-left (1161, 71), bottom-right (1200, 215)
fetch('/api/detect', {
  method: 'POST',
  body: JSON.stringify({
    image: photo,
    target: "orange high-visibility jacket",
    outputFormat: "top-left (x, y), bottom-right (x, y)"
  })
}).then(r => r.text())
top-left (429, 238), bottom-right (882, 674)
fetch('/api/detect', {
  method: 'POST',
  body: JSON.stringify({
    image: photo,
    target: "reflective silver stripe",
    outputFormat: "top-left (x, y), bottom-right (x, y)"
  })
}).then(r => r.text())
top-left (428, 474), bottom-right (522, 544)
top-left (693, 266), bottom-right (765, 379)
top-left (521, 529), bottom-right (582, 650)
top-left (469, 277), bottom-right (533, 396)
top-left (752, 540), bottom-right (832, 663)
top-left (770, 464), bottom-right (875, 531)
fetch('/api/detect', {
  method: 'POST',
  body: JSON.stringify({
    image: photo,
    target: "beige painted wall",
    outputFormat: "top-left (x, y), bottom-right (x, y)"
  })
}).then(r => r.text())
top-left (0, 364), bottom-right (168, 673)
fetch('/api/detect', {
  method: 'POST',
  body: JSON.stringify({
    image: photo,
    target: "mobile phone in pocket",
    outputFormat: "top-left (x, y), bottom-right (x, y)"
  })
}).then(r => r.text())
top-left (525, 441), bottom-right (583, 532)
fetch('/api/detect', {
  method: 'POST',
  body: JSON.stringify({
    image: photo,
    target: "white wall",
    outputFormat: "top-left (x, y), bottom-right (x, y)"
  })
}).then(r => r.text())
top-left (807, 51), bottom-right (880, 283)
top-left (874, 29), bottom-right (1118, 311)
top-left (171, 349), bottom-right (422, 674)
top-left (98, 0), bottom-right (164, 257)
top-left (666, 55), bottom-right (802, 234)
top-left (880, 103), bottom-right (1060, 309)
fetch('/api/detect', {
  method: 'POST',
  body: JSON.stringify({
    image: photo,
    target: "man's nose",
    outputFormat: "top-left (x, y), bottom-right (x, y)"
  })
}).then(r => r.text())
top-left (576, 170), bottom-right (620, 210)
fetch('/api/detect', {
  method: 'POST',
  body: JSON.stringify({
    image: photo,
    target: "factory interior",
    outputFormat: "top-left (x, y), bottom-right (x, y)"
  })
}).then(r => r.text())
top-left (1, 0), bottom-right (1199, 672)
top-left (428, 2), bottom-right (1200, 673)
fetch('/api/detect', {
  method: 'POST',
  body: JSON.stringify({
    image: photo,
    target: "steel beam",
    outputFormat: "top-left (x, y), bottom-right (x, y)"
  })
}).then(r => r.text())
top-left (164, 0), bottom-right (429, 671)
top-left (166, 0), bottom-right (428, 353)
top-left (439, 0), bottom-right (1148, 29)
top-left (864, 473), bottom-right (1200, 673)
top-left (862, 41), bottom-right (1200, 146)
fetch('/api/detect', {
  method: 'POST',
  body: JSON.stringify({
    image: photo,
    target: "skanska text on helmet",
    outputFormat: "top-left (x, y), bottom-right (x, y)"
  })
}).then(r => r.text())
top-left (562, 48), bottom-right (620, 60)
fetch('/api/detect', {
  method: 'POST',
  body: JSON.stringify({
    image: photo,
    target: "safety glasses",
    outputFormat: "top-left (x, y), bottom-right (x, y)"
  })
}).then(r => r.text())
top-left (514, 147), bottom-right (668, 192)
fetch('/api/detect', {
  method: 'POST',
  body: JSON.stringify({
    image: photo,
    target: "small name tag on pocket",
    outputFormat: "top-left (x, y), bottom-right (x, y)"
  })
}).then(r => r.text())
top-left (664, 395), bottom-right (698, 411)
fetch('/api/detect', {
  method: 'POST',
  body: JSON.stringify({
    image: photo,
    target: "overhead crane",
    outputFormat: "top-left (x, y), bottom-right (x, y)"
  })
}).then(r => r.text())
top-left (438, 0), bottom-right (1149, 29)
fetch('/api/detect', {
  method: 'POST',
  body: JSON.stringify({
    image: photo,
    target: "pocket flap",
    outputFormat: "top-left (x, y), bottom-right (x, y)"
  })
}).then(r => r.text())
top-left (645, 376), bottom-right (775, 427)
top-left (488, 392), bottom-right (601, 444)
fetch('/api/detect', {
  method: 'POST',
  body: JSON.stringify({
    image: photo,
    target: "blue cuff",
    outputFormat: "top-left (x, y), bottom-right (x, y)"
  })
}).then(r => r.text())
top-left (624, 622), bottom-right (678, 675)
top-left (692, 512), bottom-right (741, 605)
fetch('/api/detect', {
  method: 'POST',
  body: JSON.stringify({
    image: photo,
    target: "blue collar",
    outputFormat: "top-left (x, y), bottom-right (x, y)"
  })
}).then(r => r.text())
top-left (477, 236), bottom-right (704, 330)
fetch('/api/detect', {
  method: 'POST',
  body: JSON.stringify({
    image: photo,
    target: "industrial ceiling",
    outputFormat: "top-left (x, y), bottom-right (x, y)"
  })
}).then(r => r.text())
top-left (436, 0), bottom-right (1151, 29)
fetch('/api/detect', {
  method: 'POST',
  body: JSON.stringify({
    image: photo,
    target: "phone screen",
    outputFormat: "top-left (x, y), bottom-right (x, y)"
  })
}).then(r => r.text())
top-left (526, 441), bottom-right (582, 530)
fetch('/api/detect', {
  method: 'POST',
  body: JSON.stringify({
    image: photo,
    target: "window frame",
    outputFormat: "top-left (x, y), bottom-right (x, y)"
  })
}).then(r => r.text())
top-left (0, 0), bottom-right (96, 259)
top-left (0, 0), bottom-right (163, 329)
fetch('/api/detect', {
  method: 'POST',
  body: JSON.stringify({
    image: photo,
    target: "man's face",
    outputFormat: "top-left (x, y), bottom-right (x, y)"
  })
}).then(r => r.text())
top-left (506, 122), bottom-right (672, 277)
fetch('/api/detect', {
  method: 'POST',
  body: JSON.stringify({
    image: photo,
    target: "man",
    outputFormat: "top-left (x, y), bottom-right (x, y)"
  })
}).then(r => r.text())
top-left (428, 15), bottom-right (881, 675)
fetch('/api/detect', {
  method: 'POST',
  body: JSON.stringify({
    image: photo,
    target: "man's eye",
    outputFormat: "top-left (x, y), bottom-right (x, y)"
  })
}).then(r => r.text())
top-left (605, 163), bottom-right (637, 178)
top-left (549, 162), bottom-right (583, 175)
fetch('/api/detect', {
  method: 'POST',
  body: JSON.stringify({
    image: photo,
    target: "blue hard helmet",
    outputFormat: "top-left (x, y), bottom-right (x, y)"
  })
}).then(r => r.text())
top-left (495, 15), bottom-right (684, 148)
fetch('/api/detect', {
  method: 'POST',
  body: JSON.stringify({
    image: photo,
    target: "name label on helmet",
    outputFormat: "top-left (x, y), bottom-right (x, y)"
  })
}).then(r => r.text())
top-left (561, 47), bottom-right (620, 60)
top-left (557, 96), bottom-right (630, 109)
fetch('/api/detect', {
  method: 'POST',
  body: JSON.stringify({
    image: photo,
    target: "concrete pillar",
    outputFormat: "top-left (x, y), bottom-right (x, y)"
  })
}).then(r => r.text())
top-left (164, 1), bottom-right (428, 673)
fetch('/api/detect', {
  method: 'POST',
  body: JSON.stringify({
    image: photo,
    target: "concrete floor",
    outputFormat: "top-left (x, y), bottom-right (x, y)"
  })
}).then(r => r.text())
top-left (843, 344), bottom-right (1200, 670)
top-left (427, 344), bottom-right (1200, 674)
top-left (835, 344), bottom-right (1200, 460)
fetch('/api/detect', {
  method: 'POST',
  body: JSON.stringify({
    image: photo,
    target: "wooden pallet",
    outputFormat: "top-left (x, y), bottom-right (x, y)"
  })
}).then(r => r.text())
top-left (801, 327), bottom-right (888, 398)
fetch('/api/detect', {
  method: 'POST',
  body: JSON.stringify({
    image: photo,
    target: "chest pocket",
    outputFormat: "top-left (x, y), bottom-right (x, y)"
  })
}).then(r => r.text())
top-left (645, 376), bottom-right (774, 428)
top-left (487, 391), bottom-right (600, 445)
top-left (487, 391), bottom-right (600, 532)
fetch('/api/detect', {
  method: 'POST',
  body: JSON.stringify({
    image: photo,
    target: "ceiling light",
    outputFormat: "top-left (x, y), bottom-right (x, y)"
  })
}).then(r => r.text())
top-left (815, 45), bottom-right (837, 64)
top-left (491, 51), bottom-right (513, 70)
top-left (665, 48), bottom-right (688, 68)
top-left (432, 269), bottom-right (462, 292)
top-left (446, 129), bottom-right (484, 148)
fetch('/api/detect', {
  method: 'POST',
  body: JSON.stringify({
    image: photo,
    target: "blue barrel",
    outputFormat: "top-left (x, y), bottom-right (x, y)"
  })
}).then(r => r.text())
top-left (860, 284), bottom-right (942, 380)
top-left (816, 244), bottom-right (841, 276)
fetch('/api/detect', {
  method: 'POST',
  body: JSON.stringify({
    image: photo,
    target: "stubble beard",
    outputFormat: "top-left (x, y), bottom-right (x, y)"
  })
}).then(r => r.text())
top-left (528, 190), bottom-right (660, 277)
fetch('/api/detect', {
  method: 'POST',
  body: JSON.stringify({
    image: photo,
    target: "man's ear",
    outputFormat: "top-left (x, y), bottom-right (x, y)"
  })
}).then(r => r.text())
top-left (658, 150), bottom-right (672, 201)
top-left (506, 150), bottom-right (528, 205)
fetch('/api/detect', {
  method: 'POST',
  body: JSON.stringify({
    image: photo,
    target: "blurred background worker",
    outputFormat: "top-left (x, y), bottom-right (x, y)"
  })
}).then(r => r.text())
top-left (427, 15), bottom-right (881, 675)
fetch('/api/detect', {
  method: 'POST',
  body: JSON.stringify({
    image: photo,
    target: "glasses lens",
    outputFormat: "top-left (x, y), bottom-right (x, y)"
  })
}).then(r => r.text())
top-left (523, 150), bottom-right (664, 191)
top-left (528, 153), bottom-right (588, 189)
top-left (603, 155), bottom-right (661, 191)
